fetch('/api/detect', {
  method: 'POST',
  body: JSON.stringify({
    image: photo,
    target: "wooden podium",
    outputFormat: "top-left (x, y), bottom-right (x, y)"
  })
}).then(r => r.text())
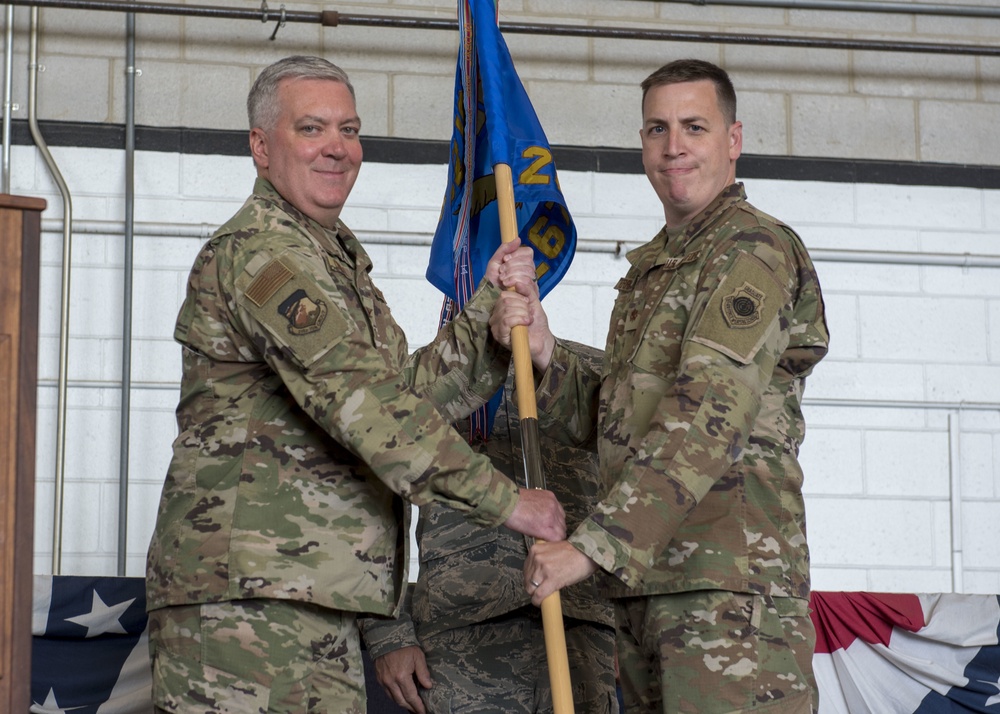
top-left (1, 194), bottom-right (46, 713)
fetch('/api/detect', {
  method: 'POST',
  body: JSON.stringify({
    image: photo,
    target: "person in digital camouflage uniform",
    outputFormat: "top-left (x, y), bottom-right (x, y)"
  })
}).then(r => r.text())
top-left (360, 341), bottom-right (619, 714)
top-left (144, 55), bottom-right (566, 714)
top-left (521, 59), bottom-right (830, 713)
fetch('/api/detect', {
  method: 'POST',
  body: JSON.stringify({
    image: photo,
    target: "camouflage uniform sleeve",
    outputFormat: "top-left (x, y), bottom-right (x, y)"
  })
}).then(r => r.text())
top-left (232, 242), bottom-right (519, 528)
top-left (401, 281), bottom-right (511, 424)
top-left (533, 338), bottom-right (602, 448)
top-left (358, 591), bottom-right (421, 659)
top-left (570, 245), bottom-right (794, 587)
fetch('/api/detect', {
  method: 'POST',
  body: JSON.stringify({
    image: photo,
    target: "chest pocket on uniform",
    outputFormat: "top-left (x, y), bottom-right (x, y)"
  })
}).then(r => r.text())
top-left (624, 250), bottom-right (701, 378)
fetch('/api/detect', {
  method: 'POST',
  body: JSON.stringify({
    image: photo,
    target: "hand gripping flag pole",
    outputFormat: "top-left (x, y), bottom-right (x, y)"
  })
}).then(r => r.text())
top-left (427, 0), bottom-right (577, 710)
top-left (495, 161), bottom-right (575, 714)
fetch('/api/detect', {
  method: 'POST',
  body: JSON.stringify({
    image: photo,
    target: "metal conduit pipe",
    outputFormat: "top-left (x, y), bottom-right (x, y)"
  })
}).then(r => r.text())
top-left (665, 0), bottom-right (1000, 19)
top-left (40, 220), bottom-right (1000, 268)
top-left (2, 6), bottom-right (14, 193)
top-left (806, 397), bottom-right (999, 412)
top-left (116, 11), bottom-right (135, 577)
top-left (3, 0), bottom-right (1000, 56)
top-left (28, 6), bottom-right (73, 575)
top-left (948, 413), bottom-right (964, 594)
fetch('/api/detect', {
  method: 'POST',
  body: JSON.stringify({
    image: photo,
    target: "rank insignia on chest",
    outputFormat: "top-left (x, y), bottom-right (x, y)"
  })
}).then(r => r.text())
top-left (278, 289), bottom-right (328, 335)
top-left (722, 281), bottom-right (765, 328)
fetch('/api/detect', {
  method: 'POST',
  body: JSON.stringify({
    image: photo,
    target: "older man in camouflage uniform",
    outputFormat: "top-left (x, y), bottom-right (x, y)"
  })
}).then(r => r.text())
top-left (361, 342), bottom-right (619, 714)
top-left (145, 55), bottom-right (565, 714)
top-left (522, 59), bottom-right (829, 713)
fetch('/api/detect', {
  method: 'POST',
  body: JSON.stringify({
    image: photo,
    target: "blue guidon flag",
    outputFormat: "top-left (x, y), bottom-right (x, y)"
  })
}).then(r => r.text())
top-left (427, 0), bottom-right (577, 439)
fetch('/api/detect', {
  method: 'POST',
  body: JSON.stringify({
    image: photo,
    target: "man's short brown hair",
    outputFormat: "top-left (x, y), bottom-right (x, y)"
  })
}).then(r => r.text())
top-left (640, 59), bottom-right (737, 125)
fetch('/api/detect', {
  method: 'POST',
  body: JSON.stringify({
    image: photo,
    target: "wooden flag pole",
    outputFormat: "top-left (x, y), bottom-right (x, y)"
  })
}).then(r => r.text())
top-left (494, 162), bottom-right (575, 714)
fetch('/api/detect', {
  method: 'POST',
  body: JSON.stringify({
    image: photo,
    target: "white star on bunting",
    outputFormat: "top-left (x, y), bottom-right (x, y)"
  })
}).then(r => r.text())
top-left (65, 590), bottom-right (135, 638)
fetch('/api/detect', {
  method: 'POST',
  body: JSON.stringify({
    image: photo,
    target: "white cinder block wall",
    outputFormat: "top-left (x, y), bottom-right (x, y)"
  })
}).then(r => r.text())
top-left (5, 0), bottom-right (1000, 594)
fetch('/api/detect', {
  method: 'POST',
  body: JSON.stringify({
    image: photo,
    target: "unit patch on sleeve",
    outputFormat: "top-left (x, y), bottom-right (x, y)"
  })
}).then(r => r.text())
top-left (278, 289), bottom-right (328, 335)
top-left (690, 252), bottom-right (786, 365)
top-left (235, 252), bottom-right (351, 369)
top-left (722, 282), bottom-right (765, 329)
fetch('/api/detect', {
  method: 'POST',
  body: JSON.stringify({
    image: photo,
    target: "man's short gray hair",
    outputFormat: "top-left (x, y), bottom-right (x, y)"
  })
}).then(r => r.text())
top-left (247, 55), bottom-right (356, 132)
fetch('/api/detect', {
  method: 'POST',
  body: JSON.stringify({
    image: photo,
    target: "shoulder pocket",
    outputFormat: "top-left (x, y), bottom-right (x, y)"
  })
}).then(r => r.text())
top-left (690, 252), bottom-right (786, 365)
top-left (235, 254), bottom-right (351, 370)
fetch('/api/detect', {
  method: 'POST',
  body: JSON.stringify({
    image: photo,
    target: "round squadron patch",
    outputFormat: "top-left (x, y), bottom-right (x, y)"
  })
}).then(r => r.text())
top-left (722, 281), bottom-right (765, 328)
top-left (278, 289), bottom-right (328, 335)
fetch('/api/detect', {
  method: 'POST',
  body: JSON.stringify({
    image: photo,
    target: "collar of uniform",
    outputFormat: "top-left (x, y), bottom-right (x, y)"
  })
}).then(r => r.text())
top-left (677, 182), bottom-right (746, 239)
top-left (626, 182), bottom-right (747, 271)
top-left (625, 225), bottom-right (670, 272)
top-left (331, 221), bottom-right (373, 275)
top-left (253, 176), bottom-right (316, 230)
top-left (250, 177), bottom-right (372, 273)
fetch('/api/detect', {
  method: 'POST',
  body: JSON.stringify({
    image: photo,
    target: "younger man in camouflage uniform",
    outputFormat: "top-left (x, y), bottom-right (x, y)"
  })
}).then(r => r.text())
top-left (522, 59), bottom-right (829, 713)
top-left (361, 343), bottom-right (619, 714)
top-left (145, 55), bottom-right (565, 713)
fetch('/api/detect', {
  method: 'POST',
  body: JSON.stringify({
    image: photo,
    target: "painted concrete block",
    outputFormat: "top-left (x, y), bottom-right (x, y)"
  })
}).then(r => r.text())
top-left (858, 295), bottom-right (988, 363)
top-left (921, 266), bottom-right (1000, 299)
top-left (959, 432), bottom-right (998, 500)
top-left (812, 261), bottom-right (921, 295)
top-left (179, 154), bottom-right (256, 201)
top-left (991, 302), bottom-right (1000, 363)
top-left (530, 80), bottom-right (638, 148)
top-left (867, 568), bottom-right (953, 595)
top-left (805, 360), bottom-right (926, 402)
top-left (853, 52), bottom-right (977, 101)
top-left (726, 45), bottom-right (850, 95)
top-left (810, 567), bottom-right (870, 592)
top-left (733, 90), bottom-right (788, 156)
top-left (924, 364), bottom-right (1000, 404)
top-left (864, 429), bottom-right (951, 499)
top-left (921, 100), bottom-right (1000, 166)
top-left (806, 497), bottom-right (935, 567)
top-left (799, 427), bottom-right (864, 496)
top-left (791, 94), bottom-right (917, 162)
top-left (856, 183), bottom-right (983, 230)
top-left (390, 73), bottom-right (455, 142)
top-left (743, 179), bottom-right (855, 228)
top-left (960, 502), bottom-right (1000, 568)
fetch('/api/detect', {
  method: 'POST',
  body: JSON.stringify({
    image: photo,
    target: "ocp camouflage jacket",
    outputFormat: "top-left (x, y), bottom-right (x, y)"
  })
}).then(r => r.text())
top-left (537, 183), bottom-right (829, 601)
top-left (146, 178), bottom-right (519, 617)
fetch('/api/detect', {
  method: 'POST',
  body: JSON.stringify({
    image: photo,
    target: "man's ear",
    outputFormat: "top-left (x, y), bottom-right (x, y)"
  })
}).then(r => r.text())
top-left (728, 121), bottom-right (743, 162)
top-left (249, 127), bottom-right (269, 169)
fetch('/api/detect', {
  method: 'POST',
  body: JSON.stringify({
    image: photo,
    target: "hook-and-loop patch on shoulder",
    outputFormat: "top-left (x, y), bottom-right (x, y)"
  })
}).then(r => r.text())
top-left (243, 257), bottom-right (328, 335)
top-left (237, 252), bottom-right (347, 368)
top-left (691, 252), bottom-right (785, 365)
top-left (245, 258), bottom-right (294, 307)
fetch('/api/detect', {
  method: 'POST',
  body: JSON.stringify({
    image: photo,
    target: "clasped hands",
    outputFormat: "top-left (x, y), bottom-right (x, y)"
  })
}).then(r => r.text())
top-left (486, 239), bottom-right (601, 606)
